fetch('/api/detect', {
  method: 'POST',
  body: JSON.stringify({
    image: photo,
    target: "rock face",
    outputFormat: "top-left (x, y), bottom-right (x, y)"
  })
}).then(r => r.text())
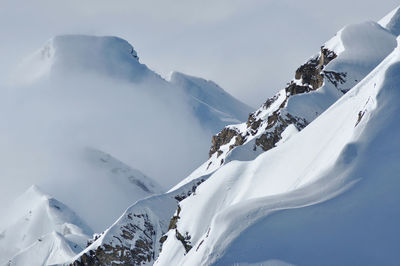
top-left (209, 128), bottom-right (244, 158)
top-left (72, 213), bottom-right (156, 266)
top-left (208, 46), bottom-right (345, 162)
top-left (70, 177), bottom-right (205, 266)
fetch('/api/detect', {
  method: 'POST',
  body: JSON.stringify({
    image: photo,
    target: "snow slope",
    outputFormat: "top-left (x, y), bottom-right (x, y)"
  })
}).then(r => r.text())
top-left (171, 17), bottom-right (398, 192)
top-left (0, 186), bottom-right (93, 265)
top-left (169, 71), bottom-right (253, 129)
top-left (155, 26), bottom-right (400, 266)
top-left (379, 5), bottom-right (400, 36)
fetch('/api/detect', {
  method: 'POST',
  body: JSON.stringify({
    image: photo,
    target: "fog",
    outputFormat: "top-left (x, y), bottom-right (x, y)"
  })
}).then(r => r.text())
top-left (0, 57), bottom-right (211, 230)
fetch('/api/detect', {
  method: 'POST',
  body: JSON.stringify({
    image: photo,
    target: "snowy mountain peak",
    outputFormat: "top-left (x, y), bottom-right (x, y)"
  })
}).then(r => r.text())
top-left (18, 34), bottom-right (151, 83)
top-left (50, 34), bottom-right (139, 61)
top-left (379, 5), bottom-right (400, 36)
top-left (23, 185), bottom-right (46, 199)
top-left (169, 71), bottom-right (225, 93)
top-left (169, 71), bottom-right (253, 125)
top-left (0, 186), bottom-right (93, 265)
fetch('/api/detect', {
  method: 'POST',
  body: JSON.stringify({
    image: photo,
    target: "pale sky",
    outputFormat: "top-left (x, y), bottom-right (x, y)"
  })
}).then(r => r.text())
top-left (1, 0), bottom-right (399, 106)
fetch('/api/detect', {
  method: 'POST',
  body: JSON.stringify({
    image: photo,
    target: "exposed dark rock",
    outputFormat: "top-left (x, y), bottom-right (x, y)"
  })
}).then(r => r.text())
top-left (294, 47), bottom-right (340, 92)
top-left (174, 179), bottom-right (205, 202)
top-left (263, 94), bottom-right (279, 109)
top-left (355, 110), bottom-right (366, 127)
top-left (207, 46), bottom-right (345, 159)
top-left (175, 230), bottom-right (192, 253)
top-left (246, 114), bottom-right (262, 135)
top-left (323, 70), bottom-right (347, 88)
top-left (159, 235), bottom-right (168, 244)
top-left (255, 113), bottom-right (308, 151)
top-left (71, 213), bottom-right (156, 266)
top-left (209, 128), bottom-right (240, 158)
top-left (161, 178), bottom-right (208, 256)
top-left (168, 205), bottom-right (181, 230)
top-left (196, 240), bottom-right (204, 251)
top-left (285, 82), bottom-right (312, 95)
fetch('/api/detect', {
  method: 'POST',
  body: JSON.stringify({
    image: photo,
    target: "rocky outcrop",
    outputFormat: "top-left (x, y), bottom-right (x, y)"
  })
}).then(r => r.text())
top-left (71, 177), bottom-right (206, 266)
top-left (174, 179), bottom-right (205, 202)
top-left (255, 112), bottom-right (308, 151)
top-left (208, 46), bottom-right (346, 161)
top-left (71, 213), bottom-right (156, 266)
top-left (294, 47), bottom-right (337, 89)
top-left (209, 128), bottom-right (242, 158)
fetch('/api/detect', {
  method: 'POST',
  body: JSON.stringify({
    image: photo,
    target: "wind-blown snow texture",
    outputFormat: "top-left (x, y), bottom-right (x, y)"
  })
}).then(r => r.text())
top-left (154, 7), bottom-right (400, 266)
top-left (171, 14), bottom-right (397, 192)
top-left (65, 6), bottom-right (400, 266)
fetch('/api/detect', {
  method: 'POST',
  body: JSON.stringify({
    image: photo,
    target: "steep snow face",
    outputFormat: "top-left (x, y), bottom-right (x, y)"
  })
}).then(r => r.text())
top-left (155, 37), bottom-right (400, 266)
top-left (379, 5), bottom-right (400, 36)
top-left (172, 19), bottom-right (398, 192)
top-left (169, 72), bottom-right (253, 131)
top-left (0, 186), bottom-right (93, 265)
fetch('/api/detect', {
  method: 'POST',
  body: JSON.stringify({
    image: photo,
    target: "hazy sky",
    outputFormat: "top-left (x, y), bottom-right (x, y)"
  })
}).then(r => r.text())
top-left (1, 0), bottom-right (399, 107)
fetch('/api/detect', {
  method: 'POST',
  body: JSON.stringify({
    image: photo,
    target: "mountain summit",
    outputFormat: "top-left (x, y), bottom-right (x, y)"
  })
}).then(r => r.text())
top-left (19, 35), bottom-right (155, 83)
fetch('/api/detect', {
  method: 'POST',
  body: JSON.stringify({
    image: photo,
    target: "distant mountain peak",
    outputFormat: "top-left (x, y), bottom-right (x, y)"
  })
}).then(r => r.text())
top-left (18, 34), bottom-right (152, 83)
top-left (169, 71), bottom-right (253, 130)
top-left (0, 186), bottom-right (93, 265)
top-left (50, 34), bottom-right (139, 61)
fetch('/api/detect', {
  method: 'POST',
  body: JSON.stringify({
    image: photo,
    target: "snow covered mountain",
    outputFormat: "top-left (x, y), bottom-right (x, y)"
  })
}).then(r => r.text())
top-left (68, 5), bottom-right (400, 266)
top-left (169, 71), bottom-right (253, 128)
top-left (17, 34), bottom-right (251, 133)
top-left (170, 11), bottom-right (398, 192)
top-left (197, 18), bottom-right (396, 181)
top-left (0, 34), bottom-right (250, 233)
top-left (154, 8), bottom-right (400, 265)
top-left (0, 186), bottom-right (93, 266)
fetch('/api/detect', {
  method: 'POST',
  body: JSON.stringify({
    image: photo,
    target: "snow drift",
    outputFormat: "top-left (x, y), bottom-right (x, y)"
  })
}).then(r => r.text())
top-left (155, 7), bottom-right (400, 265)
